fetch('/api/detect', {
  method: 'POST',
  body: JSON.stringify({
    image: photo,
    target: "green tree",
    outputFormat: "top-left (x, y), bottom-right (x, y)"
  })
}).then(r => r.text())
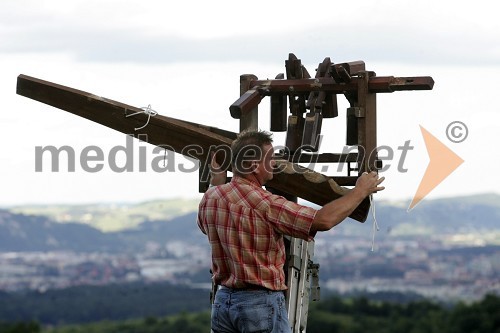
top-left (0, 321), bottom-right (41, 333)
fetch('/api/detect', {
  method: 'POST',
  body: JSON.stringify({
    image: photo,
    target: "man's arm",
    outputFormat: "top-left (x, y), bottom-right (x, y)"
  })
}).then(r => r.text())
top-left (310, 172), bottom-right (385, 233)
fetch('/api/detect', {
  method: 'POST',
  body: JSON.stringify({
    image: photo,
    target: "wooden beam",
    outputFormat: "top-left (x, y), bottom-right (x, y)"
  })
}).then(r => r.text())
top-left (16, 75), bottom-right (233, 162)
top-left (230, 76), bottom-right (434, 117)
top-left (239, 74), bottom-right (259, 132)
top-left (16, 74), bottom-right (370, 222)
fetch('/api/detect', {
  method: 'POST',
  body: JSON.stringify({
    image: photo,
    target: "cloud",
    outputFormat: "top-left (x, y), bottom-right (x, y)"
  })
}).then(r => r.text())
top-left (3, 21), bottom-right (500, 67)
top-left (1, 0), bottom-right (499, 67)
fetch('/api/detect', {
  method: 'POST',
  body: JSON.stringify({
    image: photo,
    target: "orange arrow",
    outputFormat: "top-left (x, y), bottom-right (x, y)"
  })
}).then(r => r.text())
top-left (408, 125), bottom-right (464, 210)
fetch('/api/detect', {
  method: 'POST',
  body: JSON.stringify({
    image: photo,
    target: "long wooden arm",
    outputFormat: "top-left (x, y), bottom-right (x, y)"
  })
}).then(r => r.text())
top-left (16, 74), bottom-right (370, 222)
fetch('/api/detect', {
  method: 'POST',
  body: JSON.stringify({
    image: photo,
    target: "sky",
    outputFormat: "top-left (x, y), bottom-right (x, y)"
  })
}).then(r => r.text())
top-left (1, 0), bottom-right (499, 207)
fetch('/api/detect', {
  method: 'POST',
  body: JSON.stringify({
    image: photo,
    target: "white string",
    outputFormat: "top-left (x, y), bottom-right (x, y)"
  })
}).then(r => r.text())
top-left (369, 194), bottom-right (380, 252)
top-left (125, 104), bottom-right (158, 131)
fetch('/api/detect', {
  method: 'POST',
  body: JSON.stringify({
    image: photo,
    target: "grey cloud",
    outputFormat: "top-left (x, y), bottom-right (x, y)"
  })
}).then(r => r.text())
top-left (2, 22), bottom-right (499, 67)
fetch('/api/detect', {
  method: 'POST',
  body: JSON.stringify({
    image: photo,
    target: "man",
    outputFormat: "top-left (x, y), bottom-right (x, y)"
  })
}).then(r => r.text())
top-left (197, 130), bottom-right (384, 333)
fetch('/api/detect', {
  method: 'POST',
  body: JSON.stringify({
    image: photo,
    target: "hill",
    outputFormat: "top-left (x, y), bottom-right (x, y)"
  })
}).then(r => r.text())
top-left (0, 194), bottom-right (498, 307)
top-left (0, 210), bottom-right (199, 253)
top-left (1, 193), bottom-right (500, 253)
top-left (335, 192), bottom-right (500, 240)
top-left (0, 210), bottom-right (120, 252)
top-left (7, 198), bottom-right (200, 232)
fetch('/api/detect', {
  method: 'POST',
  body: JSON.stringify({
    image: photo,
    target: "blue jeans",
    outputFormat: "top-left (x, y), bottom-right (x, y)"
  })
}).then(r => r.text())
top-left (211, 287), bottom-right (291, 333)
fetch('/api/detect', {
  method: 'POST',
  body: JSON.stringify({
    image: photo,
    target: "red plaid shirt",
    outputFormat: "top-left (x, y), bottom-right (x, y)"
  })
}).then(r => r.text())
top-left (197, 176), bottom-right (317, 291)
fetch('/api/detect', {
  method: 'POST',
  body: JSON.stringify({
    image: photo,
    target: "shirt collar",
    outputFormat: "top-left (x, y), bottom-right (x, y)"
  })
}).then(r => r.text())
top-left (231, 175), bottom-right (261, 188)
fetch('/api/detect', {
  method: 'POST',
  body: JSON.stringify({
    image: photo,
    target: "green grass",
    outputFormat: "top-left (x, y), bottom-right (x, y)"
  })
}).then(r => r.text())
top-left (42, 311), bottom-right (211, 333)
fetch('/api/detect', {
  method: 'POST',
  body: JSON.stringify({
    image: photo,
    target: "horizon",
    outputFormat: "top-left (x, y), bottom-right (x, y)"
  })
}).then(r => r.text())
top-left (2, 191), bottom-right (499, 209)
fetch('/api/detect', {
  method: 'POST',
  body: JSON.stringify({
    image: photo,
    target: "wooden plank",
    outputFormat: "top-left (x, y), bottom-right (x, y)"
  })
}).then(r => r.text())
top-left (270, 73), bottom-right (287, 132)
top-left (239, 74), bottom-right (259, 131)
top-left (368, 76), bottom-right (435, 92)
top-left (16, 75), bottom-right (233, 163)
top-left (356, 72), bottom-right (378, 173)
top-left (284, 54), bottom-right (308, 153)
top-left (16, 74), bottom-right (370, 222)
top-left (333, 61), bottom-right (366, 76)
top-left (228, 75), bottom-right (434, 116)
top-left (247, 76), bottom-right (434, 94)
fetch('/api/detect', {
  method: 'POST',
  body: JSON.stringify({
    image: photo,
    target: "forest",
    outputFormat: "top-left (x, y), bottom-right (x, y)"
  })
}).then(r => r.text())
top-left (1, 291), bottom-right (498, 333)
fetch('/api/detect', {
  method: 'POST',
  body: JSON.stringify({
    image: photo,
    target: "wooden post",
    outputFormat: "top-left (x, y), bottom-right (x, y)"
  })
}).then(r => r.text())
top-left (239, 74), bottom-right (258, 132)
top-left (356, 71), bottom-right (378, 173)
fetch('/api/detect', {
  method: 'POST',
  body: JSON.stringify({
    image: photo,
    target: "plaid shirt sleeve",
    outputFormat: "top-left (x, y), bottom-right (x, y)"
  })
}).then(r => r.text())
top-left (260, 192), bottom-right (317, 241)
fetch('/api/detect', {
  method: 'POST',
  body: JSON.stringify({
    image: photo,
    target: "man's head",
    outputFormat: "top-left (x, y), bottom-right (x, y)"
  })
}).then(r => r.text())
top-left (231, 130), bottom-right (275, 185)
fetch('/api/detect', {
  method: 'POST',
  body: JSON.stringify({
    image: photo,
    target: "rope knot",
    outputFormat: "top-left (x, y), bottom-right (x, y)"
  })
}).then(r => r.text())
top-left (125, 104), bottom-right (158, 130)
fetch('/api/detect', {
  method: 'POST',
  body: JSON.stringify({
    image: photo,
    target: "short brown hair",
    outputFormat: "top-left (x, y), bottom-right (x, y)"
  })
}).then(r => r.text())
top-left (231, 130), bottom-right (273, 176)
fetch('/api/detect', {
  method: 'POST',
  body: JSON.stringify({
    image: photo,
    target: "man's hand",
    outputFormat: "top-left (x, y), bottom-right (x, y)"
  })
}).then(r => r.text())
top-left (354, 171), bottom-right (385, 197)
top-left (311, 171), bottom-right (385, 233)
